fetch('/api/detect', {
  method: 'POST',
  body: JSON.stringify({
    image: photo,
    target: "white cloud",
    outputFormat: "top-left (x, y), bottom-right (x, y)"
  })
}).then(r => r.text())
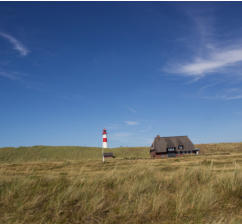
top-left (124, 121), bottom-right (139, 126)
top-left (165, 9), bottom-right (242, 79)
top-left (0, 32), bottom-right (29, 56)
top-left (177, 48), bottom-right (242, 77)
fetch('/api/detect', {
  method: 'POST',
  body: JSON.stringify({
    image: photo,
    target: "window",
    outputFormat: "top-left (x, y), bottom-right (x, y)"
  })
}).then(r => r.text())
top-left (167, 147), bottom-right (176, 152)
top-left (178, 145), bottom-right (184, 150)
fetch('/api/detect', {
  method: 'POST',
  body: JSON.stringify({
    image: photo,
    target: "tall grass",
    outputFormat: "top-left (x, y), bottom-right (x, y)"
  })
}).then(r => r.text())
top-left (0, 143), bottom-right (241, 223)
top-left (0, 164), bottom-right (241, 224)
top-left (196, 142), bottom-right (242, 154)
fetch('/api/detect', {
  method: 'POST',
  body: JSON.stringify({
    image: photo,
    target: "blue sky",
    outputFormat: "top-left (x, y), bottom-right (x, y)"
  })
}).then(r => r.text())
top-left (0, 2), bottom-right (242, 147)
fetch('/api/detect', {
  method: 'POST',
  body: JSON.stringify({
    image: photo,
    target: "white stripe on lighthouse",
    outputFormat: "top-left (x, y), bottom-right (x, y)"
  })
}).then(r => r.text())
top-left (103, 142), bottom-right (108, 148)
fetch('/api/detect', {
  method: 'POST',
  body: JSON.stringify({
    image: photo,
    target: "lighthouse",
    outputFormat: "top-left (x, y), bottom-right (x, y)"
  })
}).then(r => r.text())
top-left (102, 129), bottom-right (108, 148)
top-left (102, 129), bottom-right (108, 162)
top-left (102, 129), bottom-right (114, 162)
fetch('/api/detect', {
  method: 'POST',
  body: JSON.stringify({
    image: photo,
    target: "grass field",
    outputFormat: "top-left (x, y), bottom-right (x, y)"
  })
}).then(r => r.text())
top-left (0, 143), bottom-right (242, 224)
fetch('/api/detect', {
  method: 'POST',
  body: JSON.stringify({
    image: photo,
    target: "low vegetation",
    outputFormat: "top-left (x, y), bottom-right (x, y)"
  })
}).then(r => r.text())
top-left (0, 143), bottom-right (241, 223)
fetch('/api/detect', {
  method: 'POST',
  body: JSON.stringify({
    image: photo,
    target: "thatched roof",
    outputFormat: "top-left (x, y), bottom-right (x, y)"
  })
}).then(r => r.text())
top-left (151, 135), bottom-right (195, 153)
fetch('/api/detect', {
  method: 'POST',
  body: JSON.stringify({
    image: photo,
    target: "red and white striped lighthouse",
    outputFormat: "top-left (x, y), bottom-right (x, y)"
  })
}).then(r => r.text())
top-left (102, 129), bottom-right (108, 148)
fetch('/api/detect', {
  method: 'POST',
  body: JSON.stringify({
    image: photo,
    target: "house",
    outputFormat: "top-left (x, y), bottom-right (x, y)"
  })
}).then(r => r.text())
top-left (150, 135), bottom-right (199, 158)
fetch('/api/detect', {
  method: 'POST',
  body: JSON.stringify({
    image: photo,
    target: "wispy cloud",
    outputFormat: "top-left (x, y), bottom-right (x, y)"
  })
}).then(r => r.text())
top-left (124, 121), bottom-right (139, 126)
top-left (165, 8), bottom-right (242, 79)
top-left (201, 88), bottom-right (242, 101)
top-left (0, 32), bottom-right (29, 56)
top-left (0, 71), bottom-right (21, 80)
top-left (221, 94), bottom-right (242, 100)
top-left (174, 48), bottom-right (242, 77)
top-left (202, 94), bottom-right (242, 101)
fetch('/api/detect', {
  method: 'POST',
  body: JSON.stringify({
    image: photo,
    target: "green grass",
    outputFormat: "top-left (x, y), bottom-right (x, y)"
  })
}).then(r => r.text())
top-left (0, 143), bottom-right (241, 223)
top-left (0, 146), bottom-right (150, 163)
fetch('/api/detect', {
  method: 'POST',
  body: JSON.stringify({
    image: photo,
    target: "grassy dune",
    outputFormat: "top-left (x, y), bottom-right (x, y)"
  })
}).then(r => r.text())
top-left (0, 146), bottom-right (149, 163)
top-left (0, 143), bottom-right (242, 224)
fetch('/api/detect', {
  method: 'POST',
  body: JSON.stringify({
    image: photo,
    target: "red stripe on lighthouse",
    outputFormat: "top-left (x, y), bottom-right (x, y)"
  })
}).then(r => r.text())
top-left (103, 138), bottom-right (107, 142)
